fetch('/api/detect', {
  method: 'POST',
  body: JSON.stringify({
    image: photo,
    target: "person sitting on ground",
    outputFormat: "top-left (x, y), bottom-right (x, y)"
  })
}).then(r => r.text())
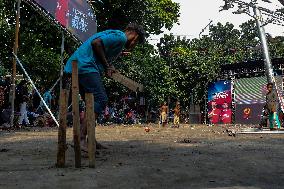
top-left (42, 88), bottom-right (53, 109)
top-left (63, 23), bottom-right (146, 151)
top-left (32, 88), bottom-right (43, 113)
top-left (104, 105), bottom-right (110, 123)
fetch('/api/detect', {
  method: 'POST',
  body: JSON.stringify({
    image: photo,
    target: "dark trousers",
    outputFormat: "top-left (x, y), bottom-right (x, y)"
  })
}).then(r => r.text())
top-left (78, 72), bottom-right (108, 114)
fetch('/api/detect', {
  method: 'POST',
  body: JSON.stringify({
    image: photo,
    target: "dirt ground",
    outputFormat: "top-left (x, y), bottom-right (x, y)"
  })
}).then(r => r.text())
top-left (0, 124), bottom-right (284, 189)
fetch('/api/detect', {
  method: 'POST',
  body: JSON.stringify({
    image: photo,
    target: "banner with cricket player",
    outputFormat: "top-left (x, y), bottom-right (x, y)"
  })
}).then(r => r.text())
top-left (234, 76), bottom-right (283, 124)
top-left (207, 80), bottom-right (232, 124)
top-left (29, 0), bottom-right (97, 42)
top-left (234, 76), bottom-right (266, 124)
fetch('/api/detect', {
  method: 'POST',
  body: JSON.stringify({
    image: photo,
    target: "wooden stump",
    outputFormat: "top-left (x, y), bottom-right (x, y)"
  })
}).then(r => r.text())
top-left (72, 61), bottom-right (81, 168)
top-left (85, 93), bottom-right (96, 168)
top-left (56, 89), bottom-right (68, 167)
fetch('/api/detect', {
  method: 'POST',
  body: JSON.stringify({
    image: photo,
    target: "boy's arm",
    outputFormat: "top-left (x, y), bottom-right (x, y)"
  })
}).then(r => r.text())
top-left (91, 38), bottom-right (111, 70)
top-left (92, 38), bottom-right (116, 77)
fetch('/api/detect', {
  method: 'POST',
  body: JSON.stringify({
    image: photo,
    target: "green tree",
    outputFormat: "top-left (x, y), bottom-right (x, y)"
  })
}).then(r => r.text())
top-left (0, 0), bottom-right (180, 89)
top-left (156, 20), bottom-right (284, 105)
top-left (92, 0), bottom-right (180, 35)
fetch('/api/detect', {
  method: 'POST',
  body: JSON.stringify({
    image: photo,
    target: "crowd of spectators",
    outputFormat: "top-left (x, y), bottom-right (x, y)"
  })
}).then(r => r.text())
top-left (0, 76), bottom-right (189, 128)
top-left (0, 77), bottom-right (58, 128)
top-left (97, 101), bottom-right (144, 125)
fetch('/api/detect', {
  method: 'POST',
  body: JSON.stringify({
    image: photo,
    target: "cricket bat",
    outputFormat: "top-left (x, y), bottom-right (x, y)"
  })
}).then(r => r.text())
top-left (110, 72), bottom-right (144, 92)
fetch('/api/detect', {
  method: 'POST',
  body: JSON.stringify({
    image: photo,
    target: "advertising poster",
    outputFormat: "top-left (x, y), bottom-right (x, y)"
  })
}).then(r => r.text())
top-left (31, 0), bottom-right (97, 42)
top-left (234, 76), bottom-right (267, 124)
top-left (207, 80), bottom-right (232, 124)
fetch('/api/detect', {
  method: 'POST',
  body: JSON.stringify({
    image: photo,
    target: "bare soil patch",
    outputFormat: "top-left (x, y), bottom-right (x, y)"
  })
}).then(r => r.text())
top-left (0, 125), bottom-right (284, 189)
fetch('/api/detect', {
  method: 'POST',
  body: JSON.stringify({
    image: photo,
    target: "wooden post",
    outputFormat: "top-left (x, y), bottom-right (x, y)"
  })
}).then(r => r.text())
top-left (10, 0), bottom-right (21, 127)
top-left (56, 31), bottom-right (66, 168)
top-left (72, 61), bottom-right (81, 168)
top-left (56, 89), bottom-right (68, 167)
top-left (85, 93), bottom-right (96, 168)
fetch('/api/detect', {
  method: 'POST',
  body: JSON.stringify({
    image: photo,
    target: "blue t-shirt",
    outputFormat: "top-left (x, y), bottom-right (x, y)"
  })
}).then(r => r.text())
top-left (64, 30), bottom-right (127, 74)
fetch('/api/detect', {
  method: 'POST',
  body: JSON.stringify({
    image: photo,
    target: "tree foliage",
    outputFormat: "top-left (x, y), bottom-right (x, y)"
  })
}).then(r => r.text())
top-left (92, 0), bottom-right (180, 35)
top-left (155, 20), bottom-right (284, 105)
top-left (0, 0), bottom-right (179, 88)
top-left (2, 0), bottom-right (284, 109)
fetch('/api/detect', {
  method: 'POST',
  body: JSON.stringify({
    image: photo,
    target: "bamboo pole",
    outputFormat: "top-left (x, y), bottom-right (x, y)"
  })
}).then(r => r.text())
top-left (11, 0), bottom-right (21, 127)
top-left (85, 93), bottom-right (96, 168)
top-left (72, 61), bottom-right (81, 168)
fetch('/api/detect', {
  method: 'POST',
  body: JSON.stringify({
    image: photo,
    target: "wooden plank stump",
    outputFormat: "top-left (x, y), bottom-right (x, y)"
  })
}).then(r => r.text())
top-left (85, 93), bottom-right (96, 168)
top-left (72, 61), bottom-right (81, 168)
top-left (56, 89), bottom-right (68, 167)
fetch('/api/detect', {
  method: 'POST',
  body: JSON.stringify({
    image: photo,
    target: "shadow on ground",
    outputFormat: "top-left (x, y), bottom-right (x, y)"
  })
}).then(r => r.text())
top-left (0, 125), bottom-right (283, 189)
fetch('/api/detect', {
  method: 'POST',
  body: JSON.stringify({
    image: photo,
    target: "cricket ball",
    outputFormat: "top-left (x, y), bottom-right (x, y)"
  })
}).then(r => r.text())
top-left (145, 127), bottom-right (150, 132)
